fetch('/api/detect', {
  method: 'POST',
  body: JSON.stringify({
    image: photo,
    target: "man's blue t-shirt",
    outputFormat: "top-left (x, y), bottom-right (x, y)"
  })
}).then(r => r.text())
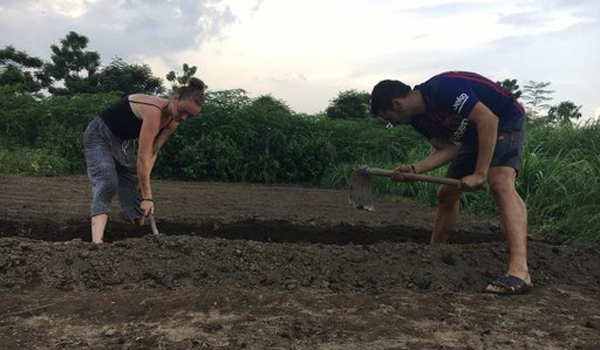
top-left (411, 71), bottom-right (525, 145)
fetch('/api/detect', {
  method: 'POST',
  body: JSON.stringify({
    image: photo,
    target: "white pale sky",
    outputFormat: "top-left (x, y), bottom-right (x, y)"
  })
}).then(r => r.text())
top-left (1, 0), bottom-right (599, 119)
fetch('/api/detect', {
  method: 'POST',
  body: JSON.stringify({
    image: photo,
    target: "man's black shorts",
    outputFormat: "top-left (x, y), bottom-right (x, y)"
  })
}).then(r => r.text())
top-left (446, 118), bottom-right (525, 180)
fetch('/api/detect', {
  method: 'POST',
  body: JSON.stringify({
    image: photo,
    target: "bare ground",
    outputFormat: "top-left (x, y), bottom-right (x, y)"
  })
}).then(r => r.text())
top-left (0, 175), bottom-right (599, 350)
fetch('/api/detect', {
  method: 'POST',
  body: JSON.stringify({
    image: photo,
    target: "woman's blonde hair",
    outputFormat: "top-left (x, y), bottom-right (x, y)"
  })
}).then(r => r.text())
top-left (178, 77), bottom-right (207, 105)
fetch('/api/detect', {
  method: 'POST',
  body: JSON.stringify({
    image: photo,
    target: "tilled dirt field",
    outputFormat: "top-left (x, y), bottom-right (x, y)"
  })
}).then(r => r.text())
top-left (0, 175), bottom-right (599, 349)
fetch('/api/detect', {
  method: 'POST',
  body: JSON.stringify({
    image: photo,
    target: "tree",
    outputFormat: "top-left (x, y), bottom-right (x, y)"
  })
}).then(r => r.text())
top-left (546, 101), bottom-right (582, 126)
top-left (44, 31), bottom-right (101, 95)
top-left (496, 78), bottom-right (522, 99)
top-left (0, 46), bottom-right (49, 92)
top-left (206, 89), bottom-right (251, 112)
top-left (325, 90), bottom-right (371, 120)
top-left (247, 95), bottom-right (293, 157)
top-left (522, 81), bottom-right (554, 118)
top-left (166, 63), bottom-right (197, 92)
top-left (97, 58), bottom-right (165, 96)
top-left (250, 95), bottom-right (291, 115)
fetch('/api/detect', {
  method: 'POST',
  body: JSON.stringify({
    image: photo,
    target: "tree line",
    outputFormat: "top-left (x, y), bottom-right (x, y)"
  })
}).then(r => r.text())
top-left (0, 31), bottom-right (192, 97)
top-left (496, 79), bottom-right (583, 126)
top-left (1, 31), bottom-right (587, 125)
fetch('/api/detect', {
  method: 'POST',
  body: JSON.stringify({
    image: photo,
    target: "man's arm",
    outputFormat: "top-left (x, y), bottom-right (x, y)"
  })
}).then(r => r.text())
top-left (392, 138), bottom-right (457, 180)
top-left (412, 138), bottom-right (458, 174)
top-left (461, 101), bottom-right (498, 190)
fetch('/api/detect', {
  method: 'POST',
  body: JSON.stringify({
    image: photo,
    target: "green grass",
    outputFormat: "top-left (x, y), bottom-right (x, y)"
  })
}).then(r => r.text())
top-left (321, 123), bottom-right (600, 244)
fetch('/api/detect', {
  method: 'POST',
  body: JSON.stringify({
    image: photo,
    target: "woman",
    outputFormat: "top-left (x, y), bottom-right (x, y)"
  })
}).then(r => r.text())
top-left (83, 78), bottom-right (206, 244)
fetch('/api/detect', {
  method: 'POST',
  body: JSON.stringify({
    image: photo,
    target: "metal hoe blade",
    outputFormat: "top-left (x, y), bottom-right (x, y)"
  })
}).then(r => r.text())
top-left (348, 167), bottom-right (375, 212)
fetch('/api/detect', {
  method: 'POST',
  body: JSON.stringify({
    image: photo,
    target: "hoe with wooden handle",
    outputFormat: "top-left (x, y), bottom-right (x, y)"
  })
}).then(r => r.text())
top-left (348, 165), bottom-right (461, 212)
top-left (148, 213), bottom-right (160, 235)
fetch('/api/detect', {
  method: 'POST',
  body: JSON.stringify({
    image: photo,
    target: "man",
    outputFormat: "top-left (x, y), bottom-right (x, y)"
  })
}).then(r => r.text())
top-left (370, 71), bottom-right (531, 295)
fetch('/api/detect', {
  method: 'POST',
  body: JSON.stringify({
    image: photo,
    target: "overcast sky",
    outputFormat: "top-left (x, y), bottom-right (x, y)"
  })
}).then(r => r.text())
top-left (1, 0), bottom-right (599, 119)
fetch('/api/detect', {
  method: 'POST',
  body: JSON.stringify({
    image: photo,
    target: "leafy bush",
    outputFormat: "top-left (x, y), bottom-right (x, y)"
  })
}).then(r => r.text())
top-left (0, 87), bottom-right (119, 173)
top-left (0, 146), bottom-right (69, 176)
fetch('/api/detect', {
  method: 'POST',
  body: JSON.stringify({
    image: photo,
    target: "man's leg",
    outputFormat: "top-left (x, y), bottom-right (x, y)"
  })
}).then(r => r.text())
top-left (431, 184), bottom-right (462, 244)
top-left (485, 166), bottom-right (530, 292)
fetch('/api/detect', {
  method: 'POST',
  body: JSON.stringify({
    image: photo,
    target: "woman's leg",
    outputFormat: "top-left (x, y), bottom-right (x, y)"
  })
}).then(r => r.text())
top-left (83, 119), bottom-right (118, 244)
top-left (116, 161), bottom-right (144, 224)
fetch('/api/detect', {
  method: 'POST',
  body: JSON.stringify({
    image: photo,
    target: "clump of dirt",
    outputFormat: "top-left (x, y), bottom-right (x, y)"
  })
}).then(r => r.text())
top-left (1, 230), bottom-right (599, 293)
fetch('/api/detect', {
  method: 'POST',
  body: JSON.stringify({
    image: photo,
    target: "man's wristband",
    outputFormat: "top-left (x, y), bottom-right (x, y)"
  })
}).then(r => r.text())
top-left (141, 198), bottom-right (154, 202)
top-left (410, 164), bottom-right (417, 174)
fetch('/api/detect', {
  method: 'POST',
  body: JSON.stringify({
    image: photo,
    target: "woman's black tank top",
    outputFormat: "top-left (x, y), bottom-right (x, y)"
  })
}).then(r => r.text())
top-left (99, 97), bottom-right (162, 140)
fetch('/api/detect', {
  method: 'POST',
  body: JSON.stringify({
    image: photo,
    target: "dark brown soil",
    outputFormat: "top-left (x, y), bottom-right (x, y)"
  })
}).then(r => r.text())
top-left (1, 175), bottom-right (599, 349)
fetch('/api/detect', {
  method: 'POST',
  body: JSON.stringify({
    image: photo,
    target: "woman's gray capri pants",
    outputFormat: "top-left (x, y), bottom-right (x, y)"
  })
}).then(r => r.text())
top-left (82, 116), bottom-right (144, 221)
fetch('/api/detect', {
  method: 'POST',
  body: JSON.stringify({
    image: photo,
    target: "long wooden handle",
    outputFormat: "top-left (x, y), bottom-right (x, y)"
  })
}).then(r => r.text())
top-left (364, 167), bottom-right (461, 187)
top-left (149, 214), bottom-right (160, 235)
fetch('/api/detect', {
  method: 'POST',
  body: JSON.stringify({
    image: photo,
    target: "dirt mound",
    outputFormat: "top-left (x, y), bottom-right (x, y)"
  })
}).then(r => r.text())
top-left (1, 234), bottom-right (599, 293)
top-left (2, 175), bottom-right (599, 293)
top-left (1, 175), bottom-right (599, 349)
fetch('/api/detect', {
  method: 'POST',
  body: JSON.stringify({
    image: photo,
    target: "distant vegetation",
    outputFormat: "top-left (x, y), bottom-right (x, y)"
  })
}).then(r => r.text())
top-left (1, 32), bottom-right (598, 244)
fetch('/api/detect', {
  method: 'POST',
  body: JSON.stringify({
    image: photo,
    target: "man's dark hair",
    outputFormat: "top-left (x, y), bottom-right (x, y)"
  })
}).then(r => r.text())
top-left (370, 80), bottom-right (412, 115)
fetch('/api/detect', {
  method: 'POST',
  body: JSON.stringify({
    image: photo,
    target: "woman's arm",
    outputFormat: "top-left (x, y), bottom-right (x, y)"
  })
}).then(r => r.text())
top-left (148, 121), bottom-right (179, 170)
top-left (136, 109), bottom-right (161, 203)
